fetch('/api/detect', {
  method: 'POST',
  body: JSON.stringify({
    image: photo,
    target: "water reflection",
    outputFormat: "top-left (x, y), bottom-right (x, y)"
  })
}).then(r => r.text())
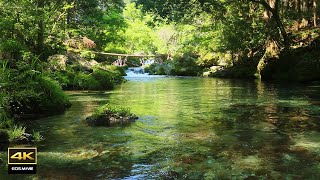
top-left (1, 78), bottom-right (319, 179)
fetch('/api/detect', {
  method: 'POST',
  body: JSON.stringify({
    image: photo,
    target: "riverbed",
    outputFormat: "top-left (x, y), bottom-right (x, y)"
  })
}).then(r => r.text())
top-left (1, 77), bottom-right (320, 179)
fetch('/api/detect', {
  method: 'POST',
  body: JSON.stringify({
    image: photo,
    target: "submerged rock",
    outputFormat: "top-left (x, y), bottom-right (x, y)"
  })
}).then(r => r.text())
top-left (85, 104), bottom-right (138, 127)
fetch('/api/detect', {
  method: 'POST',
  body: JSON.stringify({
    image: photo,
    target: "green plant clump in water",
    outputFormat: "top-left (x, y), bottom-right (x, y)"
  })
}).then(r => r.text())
top-left (86, 104), bottom-right (138, 127)
top-left (7, 125), bottom-right (26, 142)
top-left (32, 130), bottom-right (44, 142)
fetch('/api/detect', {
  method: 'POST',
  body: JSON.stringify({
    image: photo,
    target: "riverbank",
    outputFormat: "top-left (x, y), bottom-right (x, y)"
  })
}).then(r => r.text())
top-left (145, 28), bottom-right (320, 83)
top-left (0, 52), bottom-right (126, 146)
top-left (209, 28), bottom-right (320, 82)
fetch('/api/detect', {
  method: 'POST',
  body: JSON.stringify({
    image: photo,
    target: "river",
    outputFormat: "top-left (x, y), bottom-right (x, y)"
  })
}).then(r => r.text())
top-left (2, 76), bottom-right (320, 179)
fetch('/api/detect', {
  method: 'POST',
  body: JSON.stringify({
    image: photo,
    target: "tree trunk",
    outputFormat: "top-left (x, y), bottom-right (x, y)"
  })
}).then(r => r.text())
top-left (302, 0), bottom-right (308, 12)
top-left (314, 0), bottom-right (317, 26)
top-left (296, 0), bottom-right (301, 14)
top-left (273, 11), bottom-right (290, 48)
top-left (250, 0), bottom-right (290, 49)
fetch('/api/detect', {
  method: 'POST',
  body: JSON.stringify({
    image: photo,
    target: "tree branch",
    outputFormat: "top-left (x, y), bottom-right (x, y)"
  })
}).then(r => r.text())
top-left (249, 0), bottom-right (273, 12)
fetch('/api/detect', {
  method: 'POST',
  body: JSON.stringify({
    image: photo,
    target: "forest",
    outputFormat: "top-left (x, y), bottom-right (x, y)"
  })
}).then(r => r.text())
top-left (0, 0), bottom-right (320, 179)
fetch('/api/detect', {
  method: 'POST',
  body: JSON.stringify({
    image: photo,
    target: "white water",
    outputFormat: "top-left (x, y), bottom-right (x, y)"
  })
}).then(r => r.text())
top-left (126, 67), bottom-right (150, 77)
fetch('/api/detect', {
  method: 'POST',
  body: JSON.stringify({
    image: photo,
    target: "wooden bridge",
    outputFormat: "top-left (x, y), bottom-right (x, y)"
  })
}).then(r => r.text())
top-left (69, 49), bottom-right (171, 66)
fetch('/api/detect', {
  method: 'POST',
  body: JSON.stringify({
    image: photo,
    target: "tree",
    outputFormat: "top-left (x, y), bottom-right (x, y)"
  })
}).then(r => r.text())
top-left (248, 0), bottom-right (290, 49)
top-left (313, 0), bottom-right (317, 26)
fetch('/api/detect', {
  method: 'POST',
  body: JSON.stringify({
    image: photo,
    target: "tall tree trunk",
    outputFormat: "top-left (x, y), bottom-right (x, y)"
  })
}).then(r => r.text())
top-left (296, 0), bottom-right (301, 14)
top-left (250, 0), bottom-right (290, 49)
top-left (302, 0), bottom-right (308, 12)
top-left (313, 0), bottom-right (317, 26)
top-left (273, 11), bottom-right (290, 48)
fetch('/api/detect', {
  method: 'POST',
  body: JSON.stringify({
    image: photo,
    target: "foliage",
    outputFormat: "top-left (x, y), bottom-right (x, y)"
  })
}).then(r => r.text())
top-left (0, 129), bottom-right (9, 143)
top-left (7, 125), bottom-right (26, 142)
top-left (50, 65), bottom-right (125, 91)
top-left (146, 53), bottom-right (201, 76)
top-left (122, 3), bottom-right (157, 54)
top-left (93, 104), bottom-right (133, 118)
top-left (32, 130), bottom-right (44, 142)
top-left (86, 104), bottom-right (138, 127)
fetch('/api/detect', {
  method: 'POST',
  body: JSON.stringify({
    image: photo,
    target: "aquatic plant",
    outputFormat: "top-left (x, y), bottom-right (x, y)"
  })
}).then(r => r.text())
top-left (7, 125), bottom-right (26, 142)
top-left (86, 104), bottom-right (138, 126)
top-left (32, 130), bottom-right (44, 142)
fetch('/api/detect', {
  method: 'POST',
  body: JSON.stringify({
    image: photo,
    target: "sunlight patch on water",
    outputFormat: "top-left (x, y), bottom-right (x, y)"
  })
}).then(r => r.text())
top-left (291, 131), bottom-right (320, 154)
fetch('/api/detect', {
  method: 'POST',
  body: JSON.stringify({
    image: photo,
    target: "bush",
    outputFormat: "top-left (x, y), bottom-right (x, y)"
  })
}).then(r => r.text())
top-left (0, 92), bottom-right (13, 129)
top-left (86, 104), bottom-right (138, 126)
top-left (7, 75), bottom-right (71, 119)
top-left (146, 53), bottom-right (201, 76)
top-left (7, 125), bottom-right (26, 142)
top-left (105, 65), bottom-right (127, 76)
top-left (92, 69), bottom-right (114, 90)
top-left (49, 65), bottom-right (125, 91)
top-left (0, 39), bottom-right (26, 60)
top-left (0, 129), bottom-right (9, 143)
top-left (36, 76), bottom-right (71, 112)
top-left (32, 130), bottom-right (44, 142)
top-left (170, 53), bottom-right (201, 76)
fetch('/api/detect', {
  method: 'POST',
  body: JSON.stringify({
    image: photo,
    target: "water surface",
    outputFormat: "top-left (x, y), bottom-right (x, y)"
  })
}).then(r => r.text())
top-left (1, 77), bottom-right (320, 179)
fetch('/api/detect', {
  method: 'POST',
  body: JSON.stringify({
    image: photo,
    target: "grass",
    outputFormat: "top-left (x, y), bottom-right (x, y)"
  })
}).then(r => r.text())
top-left (93, 104), bottom-right (133, 117)
top-left (32, 130), bottom-right (44, 142)
top-left (7, 125), bottom-right (26, 142)
top-left (86, 104), bottom-right (137, 126)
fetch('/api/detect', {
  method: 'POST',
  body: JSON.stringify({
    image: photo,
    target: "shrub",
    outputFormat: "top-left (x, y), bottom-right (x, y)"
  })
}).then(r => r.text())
top-left (7, 75), bottom-right (71, 119)
top-left (7, 125), bottom-right (26, 142)
top-left (91, 69), bottom-right (114, 90)
top-left (36, 76), bottom-right (71, 112)
top-left (0, 129), bottom-right (9, 143)
top-left (86, 104), bottom-right (138, 126)
top-left (170, 53), bottom-right (201, 76)
top-left (105, 65), bottom-right (127, 76)
top-left (0, 39), bottom-right (26, 60)
top-left (32, 130), bottom-right (44, 142)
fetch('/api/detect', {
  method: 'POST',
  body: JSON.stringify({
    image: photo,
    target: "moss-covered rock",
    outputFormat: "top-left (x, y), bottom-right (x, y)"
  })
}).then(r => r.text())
top-left (85, 104), bottom-right (138, 127)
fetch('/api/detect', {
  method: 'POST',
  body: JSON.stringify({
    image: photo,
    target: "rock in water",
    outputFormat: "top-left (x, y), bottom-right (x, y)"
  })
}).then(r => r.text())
top-left (85, 104), bottom-right (138, 127)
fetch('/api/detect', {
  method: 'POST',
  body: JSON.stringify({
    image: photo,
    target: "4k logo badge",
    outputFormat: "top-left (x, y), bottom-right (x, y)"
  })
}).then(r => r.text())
top-left (8, 148), bottom-right (37, 174)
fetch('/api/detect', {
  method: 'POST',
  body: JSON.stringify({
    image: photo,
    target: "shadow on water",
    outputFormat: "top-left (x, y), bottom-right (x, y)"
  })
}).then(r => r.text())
top-left (1, 78), bottom-right (320, 179)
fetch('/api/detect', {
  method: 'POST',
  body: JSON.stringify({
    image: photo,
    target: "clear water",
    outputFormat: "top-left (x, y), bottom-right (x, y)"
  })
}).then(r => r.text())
top-left (1, 77), bottom-right (320, 179)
